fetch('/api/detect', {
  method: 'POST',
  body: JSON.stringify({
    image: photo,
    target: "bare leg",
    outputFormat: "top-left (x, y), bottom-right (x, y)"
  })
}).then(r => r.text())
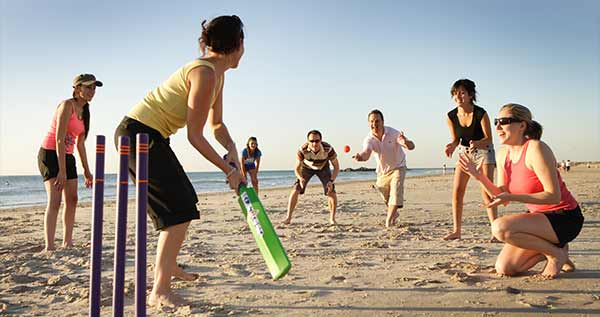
top-left (62, 179), bottom-right (78, 248)
top-left (249, 169), bottom-right (259, 194)
top-left (148, 221), bottom-right (191, 307)
top-left (480, 164), bottom-right (498, 242)
top-left (283, 189), bottom-right (300, 224)
top-left (444, 168), bottom-right (470, 240)
top-left (492, 214), bottom-right (566, 278)
top-left (43, 179), bottom-right (62, 251)
top-left (327, 192), bottom-right (337, 224)
top-left (495, 244), bottom-right (546, 276)
top-left (386, 205), bottom-right (399, 228)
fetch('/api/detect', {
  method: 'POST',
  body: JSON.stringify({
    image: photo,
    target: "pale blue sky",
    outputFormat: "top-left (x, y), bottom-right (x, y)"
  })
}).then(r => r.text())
top-left (1, 0), bottom-right (598, 175)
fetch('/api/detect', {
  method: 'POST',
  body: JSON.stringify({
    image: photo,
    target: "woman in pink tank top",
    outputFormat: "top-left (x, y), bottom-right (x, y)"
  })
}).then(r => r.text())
top-left (458, 103), bottom-right (583, 279)
top-left (37, 74), bottom-right (102, 252)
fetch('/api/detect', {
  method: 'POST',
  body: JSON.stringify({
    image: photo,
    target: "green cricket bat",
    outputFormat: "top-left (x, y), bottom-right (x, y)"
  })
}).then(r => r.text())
top-left (238, 185), bottom-right (291, 280)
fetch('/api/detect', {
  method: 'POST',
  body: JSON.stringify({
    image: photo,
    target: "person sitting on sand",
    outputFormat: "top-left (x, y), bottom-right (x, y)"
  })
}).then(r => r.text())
top-left (283, 130), bottom-right (339, 225)
top-left (353, 109), bottom-right (415, 228)
top-left (458, 103), bottom-right (583, 278)
top-left (114, 15), bottom-right (246, 307)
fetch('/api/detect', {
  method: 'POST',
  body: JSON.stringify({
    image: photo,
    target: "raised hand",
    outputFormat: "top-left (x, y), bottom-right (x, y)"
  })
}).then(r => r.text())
top-left (458, 152), bottom-right (483, 179)
top-left (398, 131), bottom-right (408, 147)
top-left (487, 192), bottom-right (511, 208)
top-left (445, 143), bottom-right (457, 158)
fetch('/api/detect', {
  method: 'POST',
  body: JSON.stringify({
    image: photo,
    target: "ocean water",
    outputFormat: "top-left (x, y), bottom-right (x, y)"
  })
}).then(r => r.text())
top-left (0, 169), bottom-right (444, 209)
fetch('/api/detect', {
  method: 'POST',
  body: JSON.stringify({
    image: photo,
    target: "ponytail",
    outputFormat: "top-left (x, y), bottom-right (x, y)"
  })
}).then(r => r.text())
top-left (525, 120), bottom-right (542, 140)
top-left (82, 103), bottom-right (90, 139)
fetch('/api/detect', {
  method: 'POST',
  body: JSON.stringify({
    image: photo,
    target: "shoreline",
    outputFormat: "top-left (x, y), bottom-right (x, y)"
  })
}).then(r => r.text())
top-left (0, 171), bottom-right (450, 211)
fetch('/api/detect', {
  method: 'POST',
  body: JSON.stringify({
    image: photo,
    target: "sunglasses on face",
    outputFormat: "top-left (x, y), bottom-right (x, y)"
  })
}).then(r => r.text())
top-left (309, 139), bottom-right (321, 143)
top-left (494, 117), bottom-right (522, 126)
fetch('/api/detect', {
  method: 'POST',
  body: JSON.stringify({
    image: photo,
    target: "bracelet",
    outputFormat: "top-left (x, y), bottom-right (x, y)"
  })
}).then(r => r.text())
top-left (226, 168), bottom-right (236, 178)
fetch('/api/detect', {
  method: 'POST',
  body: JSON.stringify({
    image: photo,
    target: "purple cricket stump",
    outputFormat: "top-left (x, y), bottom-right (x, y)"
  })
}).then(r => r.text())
top-left (89, 135), bottom-right (106, 317)
top-left (113, 136), bottom-right (130, 317)
top-left (135, 133), bottom-right (148, 317)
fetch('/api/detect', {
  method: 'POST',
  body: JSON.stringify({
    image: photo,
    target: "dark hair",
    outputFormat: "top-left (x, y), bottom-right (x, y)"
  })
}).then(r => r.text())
top-left (368, 109), bottom-right (384, 121)
top-left (307, 130), bottom-right (322, 140)
top-left (72, 89), bottom-right (90, 140)
top-left (200, 15), bottom-right (244, 55)
top-left (500, 103), bottom-right (543, 140)
top-left (82, 103), bottom-right (90, 139)
top-left (246, 136), bottom-right (258, 154)
top-left (451, 79), bottom-right (477, 103)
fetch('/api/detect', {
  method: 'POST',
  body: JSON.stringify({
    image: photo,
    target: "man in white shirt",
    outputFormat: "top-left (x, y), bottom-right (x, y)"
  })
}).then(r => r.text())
top-left (353, 110), bottom-right (415, 227)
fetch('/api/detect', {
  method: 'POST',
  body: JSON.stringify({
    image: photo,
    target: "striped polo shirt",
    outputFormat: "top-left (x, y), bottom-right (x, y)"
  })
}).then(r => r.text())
top-left (297, 141), bottom-right (337, 170)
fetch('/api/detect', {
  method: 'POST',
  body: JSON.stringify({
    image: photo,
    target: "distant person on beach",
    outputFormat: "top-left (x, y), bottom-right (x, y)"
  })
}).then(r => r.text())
top-left (443, 79), bottom-right (497, 241)
top-left (38, 74), bottom-right (102, 252)
top-left (442, 163), bottom-right (447, 175)
top-left (240, 136), bottom-right (262, 193)
top-left (283, 130), bottom-right (340, 225)
top-left (353, 109), bottom-right (415, 228)
top-left (459, 103), bottom-right (583, 278)
top-left (565, 159), bottom-right (571, 172)
top-left (114, 15), bottom-right (246, 307)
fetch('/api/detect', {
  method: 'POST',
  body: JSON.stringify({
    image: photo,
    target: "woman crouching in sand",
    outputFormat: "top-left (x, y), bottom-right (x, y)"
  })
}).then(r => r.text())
top-left (458, 103), bottom-right (583, 278)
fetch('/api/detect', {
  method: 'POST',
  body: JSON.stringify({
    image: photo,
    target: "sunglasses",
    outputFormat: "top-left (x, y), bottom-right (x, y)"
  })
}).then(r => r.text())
top-left (494, 117), bottom-right (522, 126)
top-left (308, 139), bottom-right (321, 143)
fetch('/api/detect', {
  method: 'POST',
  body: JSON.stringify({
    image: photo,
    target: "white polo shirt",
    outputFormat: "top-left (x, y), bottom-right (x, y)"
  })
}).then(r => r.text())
top-left (361, 126), bottom-right (407, 175)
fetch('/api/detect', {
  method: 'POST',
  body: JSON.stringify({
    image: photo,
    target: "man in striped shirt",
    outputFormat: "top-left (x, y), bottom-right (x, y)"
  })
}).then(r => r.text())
top-left (283, 130), bottom-right (340, 225)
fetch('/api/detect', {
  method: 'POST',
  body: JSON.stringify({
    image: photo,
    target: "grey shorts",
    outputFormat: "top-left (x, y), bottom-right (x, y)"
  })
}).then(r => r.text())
top-left (458, 144), bottom-right (496, 165)
top-left (293, 165), bottom-right (335, 195)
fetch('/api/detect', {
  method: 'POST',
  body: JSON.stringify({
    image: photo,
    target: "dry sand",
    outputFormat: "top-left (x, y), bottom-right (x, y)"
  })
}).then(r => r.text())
top-left (1, 166), bottom-right (599, 316)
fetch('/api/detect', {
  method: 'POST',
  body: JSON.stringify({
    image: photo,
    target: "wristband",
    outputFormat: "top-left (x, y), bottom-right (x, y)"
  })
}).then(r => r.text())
top-left (226, 168), bottom-right (236, 178)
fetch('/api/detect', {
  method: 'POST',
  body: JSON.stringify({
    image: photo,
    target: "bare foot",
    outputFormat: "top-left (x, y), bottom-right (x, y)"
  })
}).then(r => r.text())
top-left (385, 211), bottom-right (399, 228)
top-left (148, 290), bottom-right (188, 308)
top-left (562, 259), bottom-right (575, 272)
top-left (61, 242), bottom-right (74, 249)
top-left (43, 246), bottom-right (56, 253)
top-left (443, 232), bottom-right (461, 241)
top-left (329, 218), bottom-right (337, 225)
top-left (541, 249), bottom-right (567, 279)
top-left (282, 218), bottom-right (291, 225)
top-left (173, 265), bottom-right (199, 281)
top-left (489, 236), bottom-right (501, 243)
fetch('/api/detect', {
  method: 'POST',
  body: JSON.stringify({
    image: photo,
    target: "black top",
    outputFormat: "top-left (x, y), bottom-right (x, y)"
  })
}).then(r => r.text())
top-left (447, 105), bottom-right (487, 146)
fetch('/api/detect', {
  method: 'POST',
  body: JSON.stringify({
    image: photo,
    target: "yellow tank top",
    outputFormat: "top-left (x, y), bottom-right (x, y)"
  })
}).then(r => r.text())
top-left (128, 59), bottom-right (223, 138)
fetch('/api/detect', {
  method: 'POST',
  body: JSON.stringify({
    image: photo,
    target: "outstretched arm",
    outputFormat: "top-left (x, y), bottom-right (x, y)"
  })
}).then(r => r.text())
top-left (186, 67), bottom-right (243, 189)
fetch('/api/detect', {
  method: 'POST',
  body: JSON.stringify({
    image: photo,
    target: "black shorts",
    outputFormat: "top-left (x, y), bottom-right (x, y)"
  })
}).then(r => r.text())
top-left (293, 165), bottom-right (335, 195)
top-left (37, 148), bottom-right (78, 181)
top-left (115, 117), bottom-right (199, 231)
top-left (542, 205), bottom-right (584, 247)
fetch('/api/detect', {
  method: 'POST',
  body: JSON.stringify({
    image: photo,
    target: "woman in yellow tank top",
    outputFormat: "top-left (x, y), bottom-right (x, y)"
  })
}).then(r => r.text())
top-left (115, 15), bottom-right (246, 307)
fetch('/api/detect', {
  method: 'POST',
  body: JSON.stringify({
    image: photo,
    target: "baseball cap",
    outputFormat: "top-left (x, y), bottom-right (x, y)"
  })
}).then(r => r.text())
top-left (73, 74), bottom-right (103, 87)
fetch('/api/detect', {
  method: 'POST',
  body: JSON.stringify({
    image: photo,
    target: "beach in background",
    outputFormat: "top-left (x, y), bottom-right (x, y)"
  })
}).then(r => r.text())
top-left (0, 165), bottom-right (598, 316)
top-left (0, 168), bottom-right (447, 209)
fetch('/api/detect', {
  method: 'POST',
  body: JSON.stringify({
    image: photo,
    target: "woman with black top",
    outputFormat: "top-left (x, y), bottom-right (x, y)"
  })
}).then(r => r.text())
top-left (443, 79), bottom-right (497, 241)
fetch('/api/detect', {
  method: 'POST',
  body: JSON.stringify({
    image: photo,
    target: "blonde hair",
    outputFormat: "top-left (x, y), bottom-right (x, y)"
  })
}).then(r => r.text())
top-left (500, 103), bottom-right (543, 140)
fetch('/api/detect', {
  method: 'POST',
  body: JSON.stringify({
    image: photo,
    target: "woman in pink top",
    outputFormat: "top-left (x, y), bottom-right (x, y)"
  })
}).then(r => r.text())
top-left (459, 103), bottom-right (583, 279)
top-left (37, 74), bottom-right (102, 252)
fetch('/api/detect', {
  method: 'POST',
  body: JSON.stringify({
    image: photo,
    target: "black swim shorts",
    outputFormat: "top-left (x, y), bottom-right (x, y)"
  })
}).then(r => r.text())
top-left (37, 148), bottom-right (78, 181)
top-left (114, 116), bottom-right (199, 231)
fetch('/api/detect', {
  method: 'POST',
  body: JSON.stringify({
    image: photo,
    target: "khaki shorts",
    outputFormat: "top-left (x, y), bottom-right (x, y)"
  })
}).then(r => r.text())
top-left (457, 144), bottom-right (496, 166)
top-left (375, 167), bottom-right (406, 207)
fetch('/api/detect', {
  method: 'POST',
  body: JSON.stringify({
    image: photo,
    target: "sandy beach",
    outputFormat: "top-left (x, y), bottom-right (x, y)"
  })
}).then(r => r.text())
top-left (0, 165), bottom-right (599, 316)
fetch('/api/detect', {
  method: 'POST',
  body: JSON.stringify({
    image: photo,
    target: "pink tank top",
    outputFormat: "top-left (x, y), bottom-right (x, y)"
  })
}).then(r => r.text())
top-left (41, 103), bottom-right (85, 154)
top-left (504, 140), bottom-right (578, 213)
